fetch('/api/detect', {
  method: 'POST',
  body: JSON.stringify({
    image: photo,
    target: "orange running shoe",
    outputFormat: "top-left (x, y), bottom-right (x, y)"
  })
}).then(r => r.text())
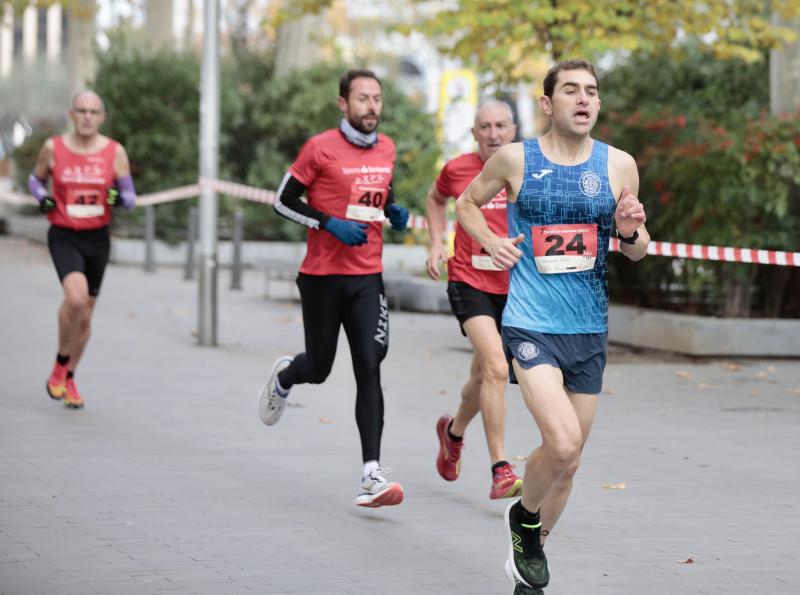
top-left (490, 462), bottom-right (523, 500)
top-left (46, 362), bottom-right (68, 400)
top-left (63, 378), bottom-right (84, 409)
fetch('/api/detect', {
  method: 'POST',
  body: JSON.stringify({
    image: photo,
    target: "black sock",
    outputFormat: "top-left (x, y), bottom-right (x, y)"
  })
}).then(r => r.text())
top-left (446, 420), bottom-right (463, 442)
top-left (277, 369), bottom-right (292, 390)
top-left (492, 460), bottom-right (510, 473)
top-left (57, 353), bottom-right (70, 366)
top-left (67, 371), bottom-right (74, 380)
top-left (515, 501), bottom-right (541, 525)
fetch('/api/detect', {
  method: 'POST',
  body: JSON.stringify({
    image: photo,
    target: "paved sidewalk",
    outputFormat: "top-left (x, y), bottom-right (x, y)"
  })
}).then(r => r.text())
top-left (1, 236), bottom-right (799, 595)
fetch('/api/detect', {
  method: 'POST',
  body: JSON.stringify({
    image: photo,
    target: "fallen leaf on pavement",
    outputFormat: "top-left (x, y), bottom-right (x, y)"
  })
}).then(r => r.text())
top-left (319, 417), bottom-right (332, 424)
top-left (790, 388), bottom-right (800, 395)
top-left (696, 383), bottom-right (710, 389)
top-left (766, 366), bottom-right (777, 373)
top-left (756, 371), bottom-right (767, 378)
top-left (721, 362), bottom-right (741, 372)
top-left (674, 370), bottom-right (693, 380)
top-left (678, 558), bottom-right (694, 564)
top-left (603, 482), bottom-right (626, 490)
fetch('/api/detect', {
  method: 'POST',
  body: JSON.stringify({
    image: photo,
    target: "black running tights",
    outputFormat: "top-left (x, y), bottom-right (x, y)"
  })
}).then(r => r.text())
top-left (278, 273), bottom-right (389, 462)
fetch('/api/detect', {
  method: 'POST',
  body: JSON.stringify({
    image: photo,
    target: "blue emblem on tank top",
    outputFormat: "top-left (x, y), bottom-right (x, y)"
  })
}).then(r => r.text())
top-left (503, 138), bottom-right (616, 334)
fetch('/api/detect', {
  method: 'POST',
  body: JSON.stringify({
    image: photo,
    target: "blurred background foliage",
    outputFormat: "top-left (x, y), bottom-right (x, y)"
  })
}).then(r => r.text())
top-left (597, 46), bottom-right (800, 318)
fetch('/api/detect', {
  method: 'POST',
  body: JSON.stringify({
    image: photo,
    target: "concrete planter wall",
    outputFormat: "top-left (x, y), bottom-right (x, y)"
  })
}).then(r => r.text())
top-left (608, 305), bottom-right (800, 357)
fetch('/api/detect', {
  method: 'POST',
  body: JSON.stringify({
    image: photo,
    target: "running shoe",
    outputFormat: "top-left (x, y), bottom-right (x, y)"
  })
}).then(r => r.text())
top-left (354, 467), bottom-right (404, 507)
top-left (258, 356), bottom-right (292, 426)
top-left (435, 414), bottom-right (463, 481)
top-left (63, 378), bottom-right (84, 409)
top-left (46, 362), bottom-right (68, 400)
top-left (511, 580), bottom-right (544, 595)
top-left (491, 462), bottom-right (524, 500)
top-left (504, 500), bottom-right (549, 588)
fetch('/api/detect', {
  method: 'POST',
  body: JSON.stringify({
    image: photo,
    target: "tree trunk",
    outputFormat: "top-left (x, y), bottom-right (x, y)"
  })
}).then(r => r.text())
top-left (67, 0), bottom-right (96, 95)
top-left (721, 264), bottom-right (758, 318)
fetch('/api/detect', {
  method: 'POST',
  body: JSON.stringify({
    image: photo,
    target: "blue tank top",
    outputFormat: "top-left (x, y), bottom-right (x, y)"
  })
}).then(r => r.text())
top-left (502, 138), bottom-right (616, 334)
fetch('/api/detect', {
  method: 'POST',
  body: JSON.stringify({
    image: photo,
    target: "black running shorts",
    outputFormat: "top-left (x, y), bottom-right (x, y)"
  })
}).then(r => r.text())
top-left (47, 225), bottom-right (111, 296)
top-left (446, 280), bottom-right (507, 337)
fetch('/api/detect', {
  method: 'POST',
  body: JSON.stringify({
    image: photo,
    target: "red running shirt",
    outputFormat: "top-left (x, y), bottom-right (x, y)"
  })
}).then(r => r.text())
top-left (290, 129), bottom-right (396, 276)
top-left (49, 136), bottom-right (118, 231)
top-left (435, 152), bottom-right (509, 295)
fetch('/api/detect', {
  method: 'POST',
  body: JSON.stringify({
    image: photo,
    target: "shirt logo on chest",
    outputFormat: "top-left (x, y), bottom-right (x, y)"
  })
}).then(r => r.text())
top-left (531, 168), bottom-right (553, 180)
top-left (579, 170), bottom-right (602, 197)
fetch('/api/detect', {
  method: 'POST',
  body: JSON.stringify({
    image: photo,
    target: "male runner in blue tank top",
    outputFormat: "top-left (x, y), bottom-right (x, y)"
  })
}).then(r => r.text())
top-left (456, 60), bottom-right (649, 592)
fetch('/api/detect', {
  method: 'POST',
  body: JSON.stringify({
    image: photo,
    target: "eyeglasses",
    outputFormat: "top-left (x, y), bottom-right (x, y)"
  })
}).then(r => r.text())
top-left (72, 108), bottom-right (104, 116)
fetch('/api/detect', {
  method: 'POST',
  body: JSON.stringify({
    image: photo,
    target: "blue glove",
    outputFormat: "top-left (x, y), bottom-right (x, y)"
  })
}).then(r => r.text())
top-left (323, 217), bottom-right (369, 246)
top-left (386, 203), bottom-right (409, 231)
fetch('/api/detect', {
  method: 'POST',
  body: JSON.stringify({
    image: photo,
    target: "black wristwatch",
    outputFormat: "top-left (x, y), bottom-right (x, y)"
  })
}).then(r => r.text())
top-left (617, 230), bottom-right (639, 245)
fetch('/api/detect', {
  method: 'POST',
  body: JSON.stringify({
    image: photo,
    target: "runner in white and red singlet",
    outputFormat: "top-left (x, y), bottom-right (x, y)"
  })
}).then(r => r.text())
top-left (257, 69), bottom-right (409, 508)
top-left (29, 91), bottom-right (137, 409)
top-left (425, 101), bottom-right (523, 500)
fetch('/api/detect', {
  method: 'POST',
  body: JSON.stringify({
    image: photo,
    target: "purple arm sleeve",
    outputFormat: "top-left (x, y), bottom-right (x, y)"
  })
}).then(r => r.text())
top-left (114, 175), bottom-right (137, 210)
top-left (28, 174), bottom-right (49, 203)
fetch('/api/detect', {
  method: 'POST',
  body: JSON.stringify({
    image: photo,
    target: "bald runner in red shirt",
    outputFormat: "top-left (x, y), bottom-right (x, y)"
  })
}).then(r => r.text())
top-left (426, 100), bottom-right (523, 500)
top-left (258, 69), bottom-right (409, 508)
top-left (30, 91), bottom-right (137, 410)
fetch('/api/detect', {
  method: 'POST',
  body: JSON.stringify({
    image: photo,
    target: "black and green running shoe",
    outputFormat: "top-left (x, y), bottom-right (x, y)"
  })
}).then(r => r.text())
top-left (504, 500), bottom-right (550, 588)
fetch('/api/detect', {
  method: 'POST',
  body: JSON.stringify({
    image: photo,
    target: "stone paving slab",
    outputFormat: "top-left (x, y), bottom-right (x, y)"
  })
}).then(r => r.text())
top-left (0, 236), bottom-right (799, 595)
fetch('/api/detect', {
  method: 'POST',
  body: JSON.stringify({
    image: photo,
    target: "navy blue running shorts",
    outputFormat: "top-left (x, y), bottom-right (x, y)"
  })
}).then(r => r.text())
top-left (501, 326), bottom-right (607, 395)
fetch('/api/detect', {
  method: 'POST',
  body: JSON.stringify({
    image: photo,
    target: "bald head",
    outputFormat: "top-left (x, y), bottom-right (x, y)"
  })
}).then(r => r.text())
top-left (71, 91), bottom-right (105, 113)
top-left (69, 91), bottom-right (106, 139)
top-left (472, 100), bottom-right (516, 161)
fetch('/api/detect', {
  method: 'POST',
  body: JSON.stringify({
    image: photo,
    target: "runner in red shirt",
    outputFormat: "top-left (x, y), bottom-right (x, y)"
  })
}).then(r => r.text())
top-left (29, 91), bottom-right (137, 409)
top-left (258, 70), bottom-right (409, 508)
top-left (425, 101), bottom-right (522, 499)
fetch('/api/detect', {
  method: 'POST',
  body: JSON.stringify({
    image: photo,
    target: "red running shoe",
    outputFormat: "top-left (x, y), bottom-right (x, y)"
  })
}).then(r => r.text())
top-left (436, 414), bottom-right (463, 481)
top-left (63, 378), bottom-right (84, 409)
top-left (46, 362), bottom-right (68, 400)
top-left (490, 462), bottom-right (523, 500)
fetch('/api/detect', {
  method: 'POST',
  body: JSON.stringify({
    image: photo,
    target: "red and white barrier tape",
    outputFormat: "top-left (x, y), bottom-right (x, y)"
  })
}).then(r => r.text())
top-left (609, 238), bottom-right (800, 266)
top-left (3, 182), bottom-right (798, 267)
top-left (135, 184), bottom-right (201, 206)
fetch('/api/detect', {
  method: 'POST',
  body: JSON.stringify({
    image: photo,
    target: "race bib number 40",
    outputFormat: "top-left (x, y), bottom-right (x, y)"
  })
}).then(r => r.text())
top-left (65, 188), bottom-right (105, 219)
top-left (532, 223), bottom-right (597, 274)
top-left (346, 183), bottom-right (387, 222)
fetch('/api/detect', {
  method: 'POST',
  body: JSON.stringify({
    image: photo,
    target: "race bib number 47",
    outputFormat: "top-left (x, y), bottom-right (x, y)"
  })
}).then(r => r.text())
top-left (65, 188), bottom-right (105, 219)
top-left (532, 223), bottom-right (597, 274)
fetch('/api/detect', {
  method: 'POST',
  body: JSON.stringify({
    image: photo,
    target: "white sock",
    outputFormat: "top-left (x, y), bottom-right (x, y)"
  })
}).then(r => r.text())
top-left (362, 460), bottom-right (380, 480)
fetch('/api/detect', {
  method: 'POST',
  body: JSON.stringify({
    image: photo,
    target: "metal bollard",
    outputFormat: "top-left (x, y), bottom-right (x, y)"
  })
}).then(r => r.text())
top-left (144, 205), bottom-right (156, 273)
top-left (230, 209), bottom-right (243, 290)
top-left (184, 206), bottom-right (198, 280)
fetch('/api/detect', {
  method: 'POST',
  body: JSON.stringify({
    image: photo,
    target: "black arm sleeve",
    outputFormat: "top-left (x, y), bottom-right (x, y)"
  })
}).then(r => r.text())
top-left (383, 180), bottom-right (396, 214)
top-left (273, 172), bottom-right (331, 230)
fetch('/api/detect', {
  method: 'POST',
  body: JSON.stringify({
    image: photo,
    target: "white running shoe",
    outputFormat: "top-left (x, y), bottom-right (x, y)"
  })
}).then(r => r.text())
top-left (258, 356), bottom-right (293, 426)
top-left (354, 467), bottom-right (404, 507)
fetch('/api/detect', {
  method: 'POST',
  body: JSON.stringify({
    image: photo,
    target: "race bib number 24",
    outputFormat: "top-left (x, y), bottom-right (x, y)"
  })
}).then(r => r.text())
top-left (531, 223), bottom-right (597, 274)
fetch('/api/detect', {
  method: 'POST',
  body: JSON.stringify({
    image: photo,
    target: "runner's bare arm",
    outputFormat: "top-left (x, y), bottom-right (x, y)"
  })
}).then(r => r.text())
top-left (609, 148), bottom-right (649, 261)
top-left (32, 139), bottom-right (54, 180)
top-left (114, 144), bottom-right (131, 178)
top-left (456, 144), bottom-right (524, 270)
top-left (425, 184), bottom-right (449, 279)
